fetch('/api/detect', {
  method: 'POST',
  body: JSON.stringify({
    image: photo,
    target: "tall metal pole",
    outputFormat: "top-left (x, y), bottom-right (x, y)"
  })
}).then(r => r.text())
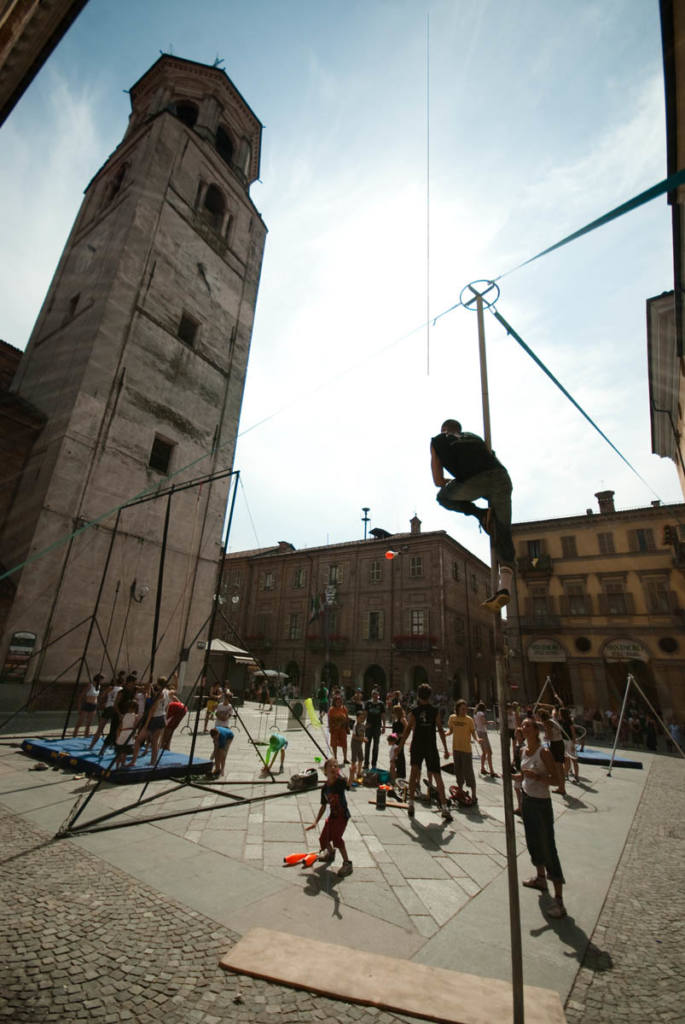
top-left (149, 489), bottom-right (174, 683)
top-left (188, 470), bottom-right (239, 770)
top-left (61, 510), bottom-right (122, 739)
top-left (475, 293), bottom-right (525, 1024)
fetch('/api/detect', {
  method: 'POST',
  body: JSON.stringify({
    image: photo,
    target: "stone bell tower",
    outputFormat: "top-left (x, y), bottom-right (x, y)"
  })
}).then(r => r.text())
top-left (0, 55), bottom-right (267, 702)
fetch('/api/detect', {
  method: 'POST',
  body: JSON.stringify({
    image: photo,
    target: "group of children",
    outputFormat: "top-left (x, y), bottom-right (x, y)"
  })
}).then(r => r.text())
top-left (74, 672), bottom-right (188, 769)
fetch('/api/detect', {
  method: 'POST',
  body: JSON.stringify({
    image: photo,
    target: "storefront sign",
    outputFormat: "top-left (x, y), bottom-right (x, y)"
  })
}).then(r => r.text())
top-left (603, 638), bottom-right (649, 663)
top-left (527, 638), bottom-right (566, 662)
top-left (1, 631), bottom-right (37, 683)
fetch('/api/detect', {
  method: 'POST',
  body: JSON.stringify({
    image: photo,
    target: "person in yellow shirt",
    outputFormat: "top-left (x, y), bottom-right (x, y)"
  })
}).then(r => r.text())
top-left (446, 699), bottom-right (478, 805)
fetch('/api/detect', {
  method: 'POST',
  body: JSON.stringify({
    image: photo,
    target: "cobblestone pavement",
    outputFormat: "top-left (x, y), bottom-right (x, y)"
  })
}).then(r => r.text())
top-left (565, 756), bottom-right (685, 1024)
top-left (0, 809), bottom-right (411, 1024)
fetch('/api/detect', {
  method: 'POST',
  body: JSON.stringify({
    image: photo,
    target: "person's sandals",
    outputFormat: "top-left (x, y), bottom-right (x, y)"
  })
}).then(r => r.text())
top-left (441, 807), bottom-right (453, 822)
top-left (522, 876), bottom-right (548, 891)
top-left (337, 860), bottom-right (353, 877)
top-left (547, 897), bottom-right (567, 919)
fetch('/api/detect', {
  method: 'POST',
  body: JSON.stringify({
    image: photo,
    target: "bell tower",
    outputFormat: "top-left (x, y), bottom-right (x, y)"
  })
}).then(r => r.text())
top-left (0, 55), bottom-right (267, 699)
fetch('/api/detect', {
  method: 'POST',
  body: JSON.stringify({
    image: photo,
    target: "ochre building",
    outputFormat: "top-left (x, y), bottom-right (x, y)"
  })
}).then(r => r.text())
top-left (507, 489), bottom-right (685, 720)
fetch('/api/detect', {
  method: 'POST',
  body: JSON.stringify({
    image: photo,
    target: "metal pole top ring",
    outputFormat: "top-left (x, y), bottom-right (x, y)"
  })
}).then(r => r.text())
top-left (460, 279), bottom-right (500, 311)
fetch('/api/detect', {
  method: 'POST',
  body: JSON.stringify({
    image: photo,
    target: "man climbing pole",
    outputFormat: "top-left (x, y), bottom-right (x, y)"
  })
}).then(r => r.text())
top-left (431, 418), bottom-right (514, 612)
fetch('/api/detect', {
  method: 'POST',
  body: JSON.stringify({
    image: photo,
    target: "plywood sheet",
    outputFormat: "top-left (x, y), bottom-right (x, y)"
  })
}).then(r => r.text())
top-left (220, 927), bottom-right (566, 1024)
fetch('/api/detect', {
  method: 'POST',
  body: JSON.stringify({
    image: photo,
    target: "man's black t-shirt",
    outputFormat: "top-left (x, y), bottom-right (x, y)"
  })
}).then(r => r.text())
top-left (431, 431), bottom-right (502, 483)
top-left (364, 700), bottom-right (384, 734)
top-left (410, 702), bottom-right (440, 751)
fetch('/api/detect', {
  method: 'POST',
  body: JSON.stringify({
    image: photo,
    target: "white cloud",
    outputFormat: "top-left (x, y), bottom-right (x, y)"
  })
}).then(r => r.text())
top-left (0, 70), bottom-right (105, 348)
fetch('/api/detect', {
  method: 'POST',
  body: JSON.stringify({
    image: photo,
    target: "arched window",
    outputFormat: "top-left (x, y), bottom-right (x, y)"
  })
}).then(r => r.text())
top-left (202, 184), bottom-right (225, 232)
top-left (215, 125), bottom-right (234, 166)
top-left (173, 100), bottom-right (198, 127)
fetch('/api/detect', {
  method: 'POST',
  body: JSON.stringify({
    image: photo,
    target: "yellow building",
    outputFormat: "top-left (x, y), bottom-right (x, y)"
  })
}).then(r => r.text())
top-left (507, 490), bottom-right (685, 720)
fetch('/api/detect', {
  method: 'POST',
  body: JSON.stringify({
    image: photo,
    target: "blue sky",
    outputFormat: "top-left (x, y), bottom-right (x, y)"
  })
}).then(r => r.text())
top-left (0, 0), bottom-right (680, 565)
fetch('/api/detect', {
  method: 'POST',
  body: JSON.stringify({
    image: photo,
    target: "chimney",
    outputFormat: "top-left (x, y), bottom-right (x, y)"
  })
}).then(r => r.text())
top-left (410, 515), bottom-right (422, 535)
top-left (595, 490), bottom-right (615, 515)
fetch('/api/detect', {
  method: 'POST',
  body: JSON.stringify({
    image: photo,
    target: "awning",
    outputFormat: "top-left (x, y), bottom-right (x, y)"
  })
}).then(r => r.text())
top-left (209, 639), bottom-right (248, 655)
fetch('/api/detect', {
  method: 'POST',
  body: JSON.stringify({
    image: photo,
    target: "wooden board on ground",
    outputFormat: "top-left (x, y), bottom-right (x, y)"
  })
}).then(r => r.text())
top-left (220, 927), bottom-right (566, 1024)
top-left (367, 800), bottom-right (408, 808)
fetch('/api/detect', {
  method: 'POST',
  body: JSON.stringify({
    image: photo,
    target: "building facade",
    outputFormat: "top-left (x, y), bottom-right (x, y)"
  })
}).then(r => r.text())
top-left (506, 490), bottom-right (685, 720)
top-left (0, 55), bottom-right (267, 705)
top-left (219, 518), bottom-right (498, 702)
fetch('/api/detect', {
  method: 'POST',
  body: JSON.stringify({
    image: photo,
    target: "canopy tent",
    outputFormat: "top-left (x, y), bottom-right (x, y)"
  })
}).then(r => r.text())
top-left (208, 639), bottom-right (259, 666)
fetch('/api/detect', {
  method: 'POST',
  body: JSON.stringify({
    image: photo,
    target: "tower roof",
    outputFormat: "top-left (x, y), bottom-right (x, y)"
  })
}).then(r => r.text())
top-left (128, 54), bottom-right (262, 182)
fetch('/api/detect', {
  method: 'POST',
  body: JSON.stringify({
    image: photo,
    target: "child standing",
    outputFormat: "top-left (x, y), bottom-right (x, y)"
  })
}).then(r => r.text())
top-left (349, 710), bottom-right (366, 785)
top-left (387, 733), bottom-right (400, 784)
top-left (114, 701), bottom-right (140, 769)
top-left (306, 758), bottom-right (353, 877)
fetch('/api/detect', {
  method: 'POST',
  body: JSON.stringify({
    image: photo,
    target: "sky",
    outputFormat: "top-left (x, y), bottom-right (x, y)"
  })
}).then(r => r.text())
top-left (0, 0), bottom-right (681, 568)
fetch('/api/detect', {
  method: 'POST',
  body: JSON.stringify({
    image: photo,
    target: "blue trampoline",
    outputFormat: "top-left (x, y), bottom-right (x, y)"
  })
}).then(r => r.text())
top-left (21, 736), bottom-right (213, 784)
top-left (577, 746), bottom-right (643, 769)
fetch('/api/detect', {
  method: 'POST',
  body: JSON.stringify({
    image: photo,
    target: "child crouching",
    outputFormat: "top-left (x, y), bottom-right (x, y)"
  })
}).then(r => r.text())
top-left (306, 758), bottom-right (353, 877)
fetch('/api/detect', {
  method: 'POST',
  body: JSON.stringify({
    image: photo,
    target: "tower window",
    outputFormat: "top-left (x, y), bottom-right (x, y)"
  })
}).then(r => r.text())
top-left (202, 184), bottom-right (225, 232)
top-left (173, 100), bottom-right (198, 127)
top-left (62, 294), bottom-right (80, 326)
top-left (215, 125), bottom-right (234, 166)
top-left (149, 436), bottom-right (174, 474)
top-left (105, 162), bottom-right (128, 204)
top-left (177, 312), bottom-right (199, 347)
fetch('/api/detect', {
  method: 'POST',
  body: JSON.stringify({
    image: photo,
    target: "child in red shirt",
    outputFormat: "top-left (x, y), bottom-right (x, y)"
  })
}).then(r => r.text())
top-left (306, 758), bottom-right (353, 877)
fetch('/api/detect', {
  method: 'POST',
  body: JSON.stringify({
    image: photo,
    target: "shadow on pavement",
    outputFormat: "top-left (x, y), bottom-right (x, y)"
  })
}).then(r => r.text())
top-left (302, 864), bottom-right (343, 919)
top-left (392, 819), bottom-right (455, 850)
top-left (530, 897), bottom-right (613, 971)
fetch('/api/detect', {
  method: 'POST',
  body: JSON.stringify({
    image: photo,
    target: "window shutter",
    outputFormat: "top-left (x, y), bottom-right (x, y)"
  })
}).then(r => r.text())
top-left (378, 610), bottom-right (384, 640)
top-left (362, 614), bottom-right (369, 640)
top-left (627, 530), bottom-right (638, 552)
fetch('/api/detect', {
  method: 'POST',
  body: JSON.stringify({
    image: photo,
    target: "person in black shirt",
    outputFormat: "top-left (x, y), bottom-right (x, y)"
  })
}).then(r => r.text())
top-left (363, 689), bottom-right (385, 769)
top-left (306, 758), bottom-right (353, 876)
top-left (431, 418), bottom-right (514, 612)
top-left (398, 683), bottom-right (452, 821)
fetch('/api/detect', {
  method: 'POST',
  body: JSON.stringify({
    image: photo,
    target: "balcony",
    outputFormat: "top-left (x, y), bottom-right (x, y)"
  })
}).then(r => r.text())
top-left (597, 593), bottom-right (636, 616)
top-left (246, 635), bottom-right (272, 651)
top-left (306, 635), bottom-right (349, 653)
top-left (516, 554), bottom-right (552, 577)
top-left (392, 634), bottom-right (437, 653)
top-left (518, 615), bottom-right (562, 630)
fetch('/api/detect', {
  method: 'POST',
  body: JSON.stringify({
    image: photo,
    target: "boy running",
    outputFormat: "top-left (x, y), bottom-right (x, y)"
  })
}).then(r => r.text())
top-left (398, 683), bottom-right (452, 821)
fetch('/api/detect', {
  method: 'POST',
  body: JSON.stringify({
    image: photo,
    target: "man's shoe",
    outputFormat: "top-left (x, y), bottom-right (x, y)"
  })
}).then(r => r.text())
top-left (407, 801), bottom-right (415, 818)
top-left (318, 849), bottom-right (335, 864)
top-left (441, 807), bottom-right (453, 822)
top-left (481, 588), bottom-right (510, 613)
top-left (337, 860), bottom-right (353, 878)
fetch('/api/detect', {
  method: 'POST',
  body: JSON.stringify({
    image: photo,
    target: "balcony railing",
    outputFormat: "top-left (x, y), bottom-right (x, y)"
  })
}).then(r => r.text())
top-left (306, 635), bottom-right (349, 652)
top-left (516, 554), bottom-right (552, 576)
top-left (246, 635), bottom-right (272, 651)
top-left (392, 634), bottom-right (437, 653)
top-left (597, 593), bottom-right (636, 616)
